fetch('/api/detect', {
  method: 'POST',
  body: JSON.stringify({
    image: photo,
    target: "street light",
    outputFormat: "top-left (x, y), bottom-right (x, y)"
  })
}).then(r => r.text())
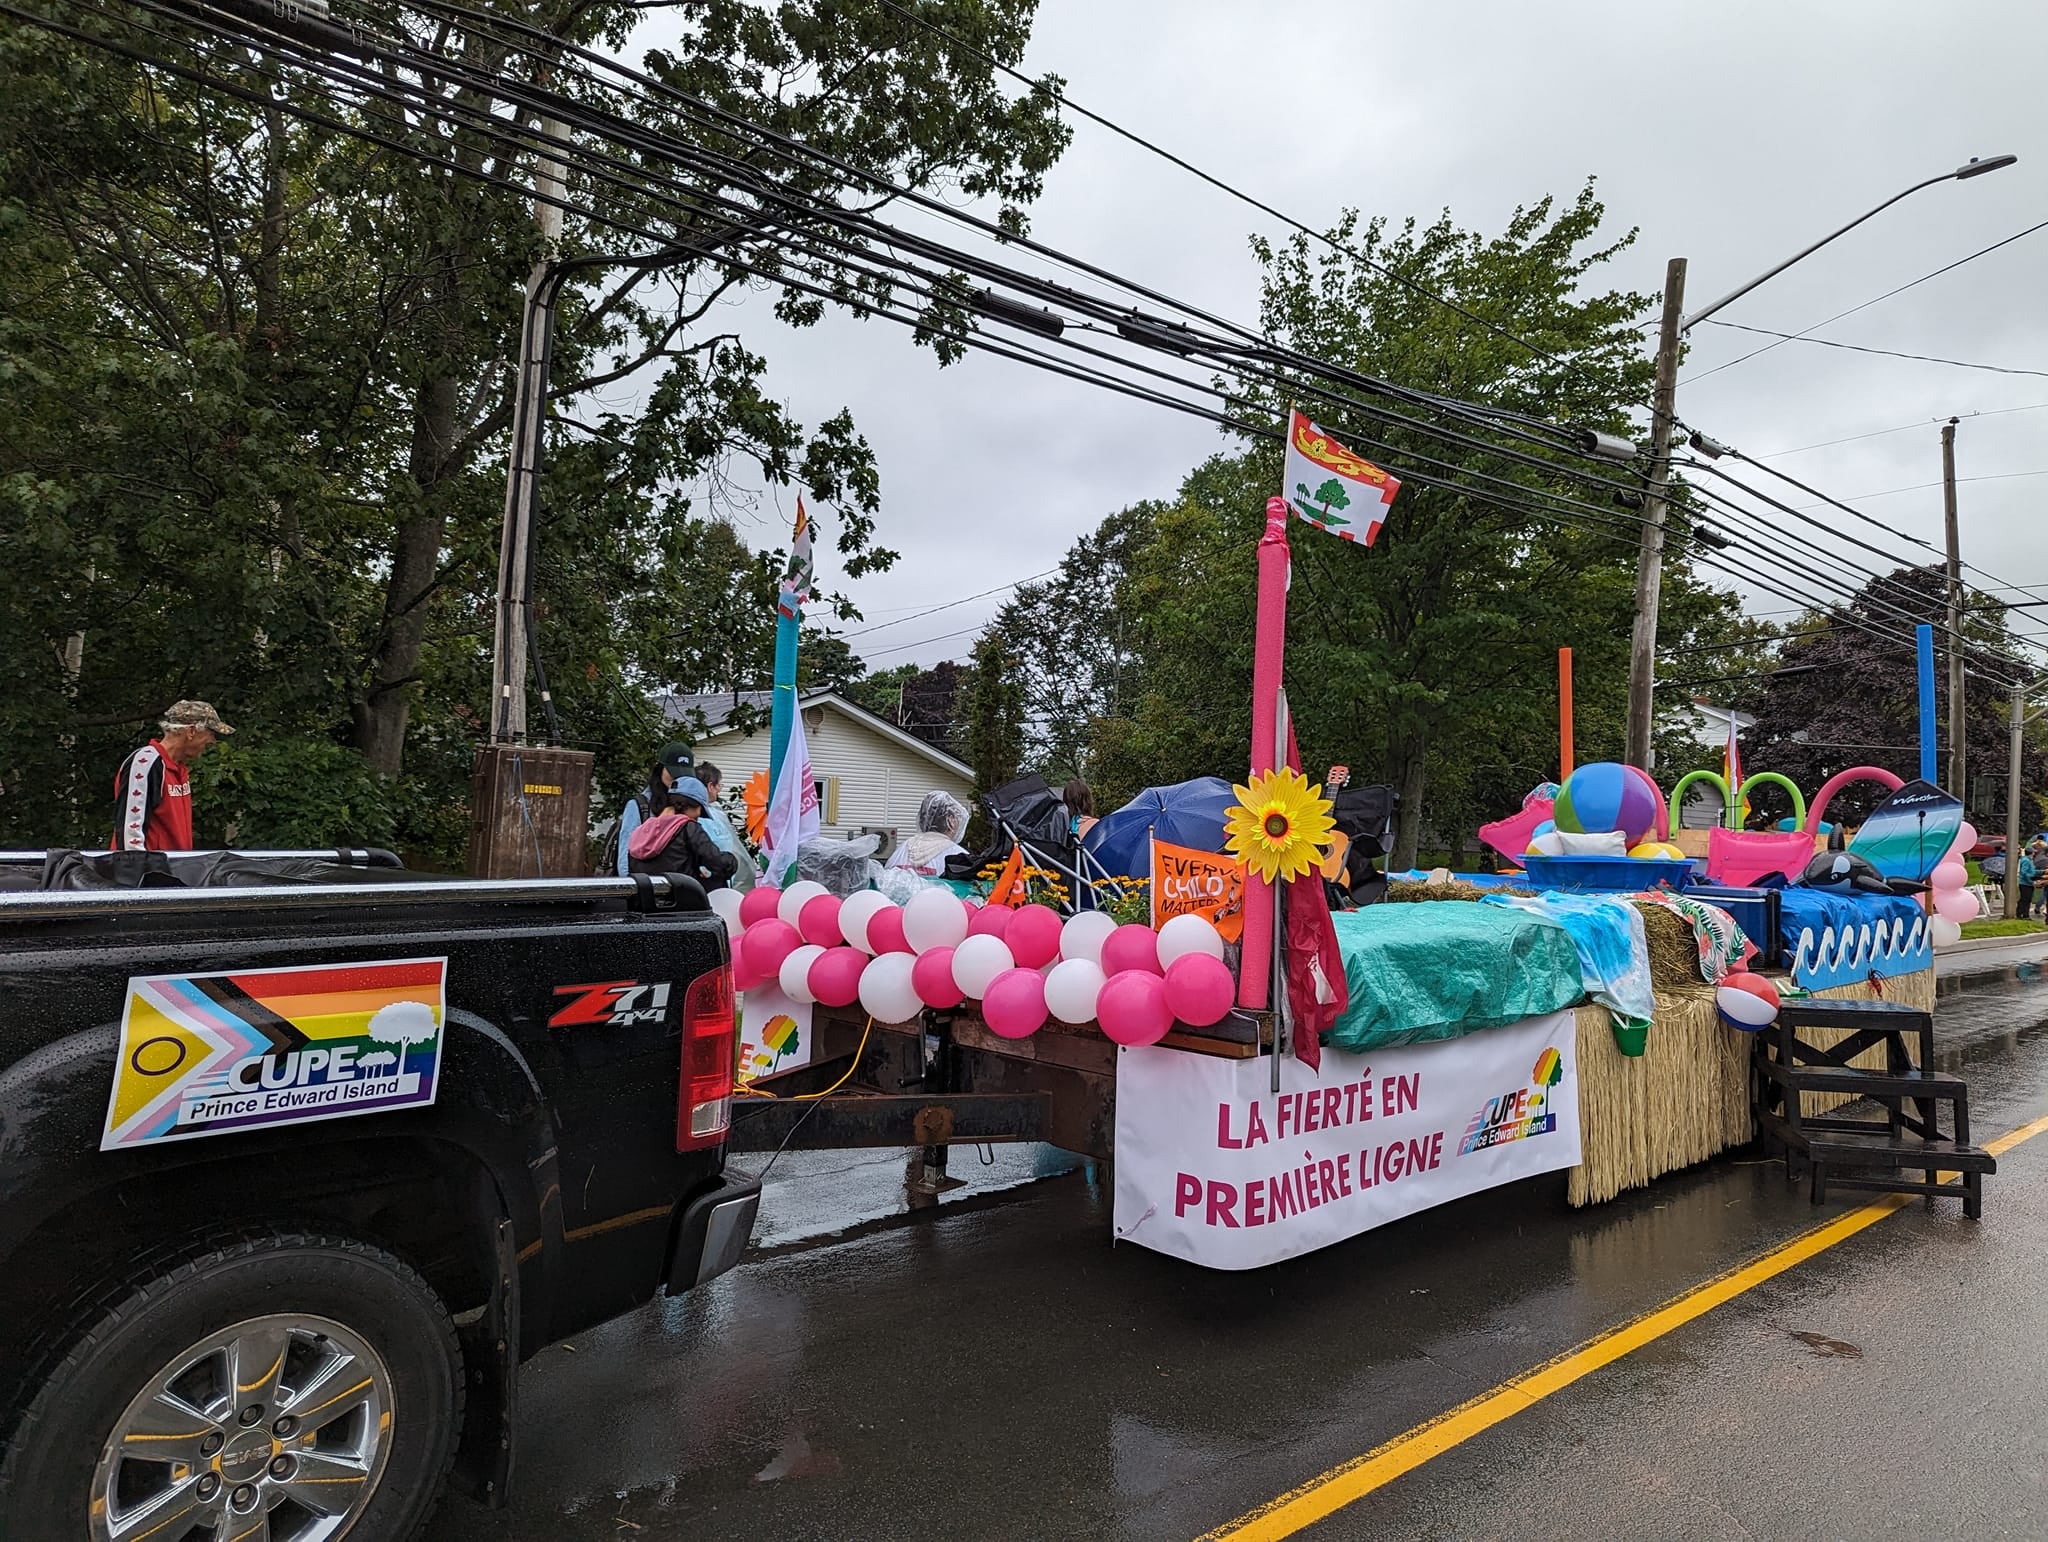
top-left (1679, 155), bottom-right (2020, 333)
top-left (1622, 152), bottom-right (2021, 770)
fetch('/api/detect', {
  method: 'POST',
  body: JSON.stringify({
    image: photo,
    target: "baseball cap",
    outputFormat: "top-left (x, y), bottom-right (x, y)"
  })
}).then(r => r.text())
top-left (669, 775), bottom-right (712, 811)
top-left (656, 741), bottom-right (694, 776)
top-left (163, 700), bottom-right (234, 735)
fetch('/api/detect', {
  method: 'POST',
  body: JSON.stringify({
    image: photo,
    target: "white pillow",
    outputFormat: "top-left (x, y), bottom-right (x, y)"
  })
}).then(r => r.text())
top-left (1556, 830), bottom-right (1628, 856)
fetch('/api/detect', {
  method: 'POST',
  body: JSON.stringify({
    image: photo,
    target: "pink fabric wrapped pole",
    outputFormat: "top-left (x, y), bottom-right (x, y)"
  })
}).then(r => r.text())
top-left (1238, 496), bottom-right (1292, 1011)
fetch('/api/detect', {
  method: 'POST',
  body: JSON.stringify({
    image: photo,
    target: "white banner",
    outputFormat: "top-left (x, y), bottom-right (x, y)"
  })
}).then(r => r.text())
top-left (1113, 1012), bottom-right (1580, 1269)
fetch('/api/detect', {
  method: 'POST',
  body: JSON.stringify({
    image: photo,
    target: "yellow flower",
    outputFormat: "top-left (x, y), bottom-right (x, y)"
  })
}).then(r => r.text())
top-left (1224, 767), bottom-right (1336, 884)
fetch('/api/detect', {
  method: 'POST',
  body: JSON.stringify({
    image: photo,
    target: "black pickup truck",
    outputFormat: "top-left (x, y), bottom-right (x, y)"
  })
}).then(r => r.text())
top-left (0, 857), bottom-right (754, 1540)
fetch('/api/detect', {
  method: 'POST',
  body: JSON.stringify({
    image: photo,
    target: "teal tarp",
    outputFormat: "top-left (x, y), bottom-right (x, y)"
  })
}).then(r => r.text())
top-left (1324, 903), bottom-right (1586, 1055)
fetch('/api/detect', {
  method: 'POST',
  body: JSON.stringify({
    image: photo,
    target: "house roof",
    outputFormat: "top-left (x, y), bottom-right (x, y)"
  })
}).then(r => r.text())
top-left (657, 689), bottom-right (973, 782)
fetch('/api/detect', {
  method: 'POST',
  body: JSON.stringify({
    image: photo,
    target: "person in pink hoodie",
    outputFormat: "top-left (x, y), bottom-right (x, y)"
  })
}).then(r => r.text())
top-left (627, 777), bottom-right (738, 890)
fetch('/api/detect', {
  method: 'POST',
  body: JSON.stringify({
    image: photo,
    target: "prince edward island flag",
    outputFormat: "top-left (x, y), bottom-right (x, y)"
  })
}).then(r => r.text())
top-left (1283, 407), bottom-right (1400, 545)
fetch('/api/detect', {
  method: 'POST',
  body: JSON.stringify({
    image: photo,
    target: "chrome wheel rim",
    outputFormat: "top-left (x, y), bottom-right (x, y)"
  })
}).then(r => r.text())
top-left (90, 1312), bottom-right (394, 1542)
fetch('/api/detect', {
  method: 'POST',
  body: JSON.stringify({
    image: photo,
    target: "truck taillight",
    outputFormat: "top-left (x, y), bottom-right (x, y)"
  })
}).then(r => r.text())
top-left (677, 965), bottom-right (736, 1151)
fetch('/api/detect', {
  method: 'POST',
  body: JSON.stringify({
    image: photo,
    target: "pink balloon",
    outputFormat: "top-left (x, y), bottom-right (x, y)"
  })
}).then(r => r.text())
top-left (1953, 821), bottom-right (1979, 856)
top-left (967, 903), bottom-right (1013, 939)
top-left (798, 893), bottom-right (845, 948)
top-left (1097, 969), bottom-right (1172, 1047)
top-left (1101, 923), bottom-right (1163, 978)
top-left (1006, 904), bottom-right (1063, 970)
top-left (1931, 859), bottom-right (1969, 892)
top-left (741, 919), bottom-right (801, 980)
top-left (739, 887), bottom-right (782, 928)
top-left (729, 951), bottom-right (764, 993)
top-left (1162, 953), bottom-right (1234, 1028)
top-left (866, 905), bottom-right (912, 955)
top-left (981, 967), bottom-right (1048, 1040)
top-left (913, 947), bottom-right (965, 1009)
top-left (808, 946), bottom-right (868, 1009)
top-left (1935, 886), bottom-right (1981, 924)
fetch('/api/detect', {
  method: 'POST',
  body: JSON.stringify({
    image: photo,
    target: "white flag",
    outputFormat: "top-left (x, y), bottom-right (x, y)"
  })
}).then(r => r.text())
top-left (1282, 407), bottom-right (1400, 546)
top-left (761, 703), bottom-right (821, 888)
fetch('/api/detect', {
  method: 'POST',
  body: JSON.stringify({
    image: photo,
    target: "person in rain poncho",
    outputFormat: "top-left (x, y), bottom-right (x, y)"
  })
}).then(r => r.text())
top-left (887, 790), bottom-right (970, 877)
top-left (693, 762), bottom-right (755, 891)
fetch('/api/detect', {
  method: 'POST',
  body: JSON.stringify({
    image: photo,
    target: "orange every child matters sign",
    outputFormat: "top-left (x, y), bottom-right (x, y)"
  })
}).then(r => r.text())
top-left (1151, 839), bottom-right (1246, 944)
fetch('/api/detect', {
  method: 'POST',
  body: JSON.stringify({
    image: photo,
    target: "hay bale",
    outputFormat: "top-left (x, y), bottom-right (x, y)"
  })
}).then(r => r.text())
top-left (1632, 900), bottom-right (1706, 988)
top-left (1385, 878), bottom-right (1493, 903)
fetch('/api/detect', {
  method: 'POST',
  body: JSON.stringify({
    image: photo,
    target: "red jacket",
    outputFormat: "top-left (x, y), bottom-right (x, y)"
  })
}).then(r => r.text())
top-left (112, 739), bottom-right (194, 851)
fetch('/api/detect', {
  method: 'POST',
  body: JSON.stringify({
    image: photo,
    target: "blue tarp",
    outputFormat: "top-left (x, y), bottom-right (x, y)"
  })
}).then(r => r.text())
top-left (1773, 886), bottom-right (1931, 989)
top-left (1324, 903), bottom-right (1586, 1055)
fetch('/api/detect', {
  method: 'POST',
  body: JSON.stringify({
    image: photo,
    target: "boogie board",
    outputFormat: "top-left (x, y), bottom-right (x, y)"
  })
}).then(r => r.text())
top-left (1846, 779), bottom-right (1963, 882)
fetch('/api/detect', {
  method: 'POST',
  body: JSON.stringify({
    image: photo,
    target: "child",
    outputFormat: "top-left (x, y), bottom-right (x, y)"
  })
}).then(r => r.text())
top-left (627, 777), bottom-right (738, 890)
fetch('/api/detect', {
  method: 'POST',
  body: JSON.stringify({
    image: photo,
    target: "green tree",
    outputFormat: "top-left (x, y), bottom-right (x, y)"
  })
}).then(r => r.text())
top-left (0, 0), bottom-right (1069, 855)
top-left (964, 631), bottom-right (1024, 808)
top-left (1085, 187), bottom-right (1745, 864)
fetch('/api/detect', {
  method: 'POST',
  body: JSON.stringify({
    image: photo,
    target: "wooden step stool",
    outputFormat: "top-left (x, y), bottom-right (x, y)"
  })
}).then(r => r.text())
top-left (1752, 997), bottom-right (1993, 1218)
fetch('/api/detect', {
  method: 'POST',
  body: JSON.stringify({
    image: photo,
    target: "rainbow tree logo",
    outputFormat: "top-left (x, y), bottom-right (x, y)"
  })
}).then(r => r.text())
top-left (1458, 1046), bottom-right (1564, 1155)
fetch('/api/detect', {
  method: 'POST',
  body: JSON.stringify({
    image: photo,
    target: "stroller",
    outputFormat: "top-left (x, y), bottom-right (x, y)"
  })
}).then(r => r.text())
top-left (1324, 783), bottom-right (1397, 908)
top-left (947, 774), bottom-right (1116, 911)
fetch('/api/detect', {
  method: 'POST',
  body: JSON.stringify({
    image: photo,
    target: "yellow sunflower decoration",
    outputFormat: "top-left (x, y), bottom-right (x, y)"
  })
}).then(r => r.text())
top-left (1224, 767), bottom-right (1337, 884)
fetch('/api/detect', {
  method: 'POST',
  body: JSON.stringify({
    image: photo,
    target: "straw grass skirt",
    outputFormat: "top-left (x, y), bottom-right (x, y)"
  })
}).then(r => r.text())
top-left (1567, 967), bottom-right (1936, 1207)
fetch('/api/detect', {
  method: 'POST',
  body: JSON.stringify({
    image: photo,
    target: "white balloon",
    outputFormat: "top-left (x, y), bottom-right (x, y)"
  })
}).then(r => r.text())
top-left (776, 880), bottom-right (829, 928)
top-left (779, 943), bottom-right (825, 1004)
top-left (857, 951), bottom-right (923, 1024)
top-left (902, 888), bottom-right (970, 954)
top-left (708, 886), bottom-right (745, 929)
top-left (951, 934), bottom-right (1016, 999)
top-left (839, 890), bottom-right (891, 954)
top-left (1929, 915), bottom-right (1963, 947)
top-left (1043, 957), bottom-right (1106, 1025)
top-left (1156, 913), bottom-right (1226, 967)
top-left (1060, 910), bottom-right (1119, 966)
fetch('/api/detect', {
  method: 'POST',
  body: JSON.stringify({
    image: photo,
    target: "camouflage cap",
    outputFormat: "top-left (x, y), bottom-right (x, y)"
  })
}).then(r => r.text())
top-left (162, 699), bottom-right (234, 735)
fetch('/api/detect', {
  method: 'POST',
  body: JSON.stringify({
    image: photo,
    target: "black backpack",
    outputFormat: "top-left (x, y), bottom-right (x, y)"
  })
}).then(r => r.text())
top-left (597, 791), bottom-right (654, 876)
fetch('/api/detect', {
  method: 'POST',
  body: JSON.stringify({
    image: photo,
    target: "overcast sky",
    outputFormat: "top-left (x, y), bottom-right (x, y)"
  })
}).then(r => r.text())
top-left (660, 0), bottom-right (2048, 671)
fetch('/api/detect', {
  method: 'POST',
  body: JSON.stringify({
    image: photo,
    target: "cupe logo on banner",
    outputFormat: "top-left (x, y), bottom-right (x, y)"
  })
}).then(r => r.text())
top-left (101, 957), bottom-right (448, 1150)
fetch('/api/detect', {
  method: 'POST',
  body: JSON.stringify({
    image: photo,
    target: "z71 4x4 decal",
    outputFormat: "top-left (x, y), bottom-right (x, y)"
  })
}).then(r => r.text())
top-left (548, 981), bottom-right (674, 1028)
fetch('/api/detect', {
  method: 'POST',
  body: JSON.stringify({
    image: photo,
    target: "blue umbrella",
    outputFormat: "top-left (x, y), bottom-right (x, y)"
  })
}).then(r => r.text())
top-left (1084, 777), bottom-right (1237, 878)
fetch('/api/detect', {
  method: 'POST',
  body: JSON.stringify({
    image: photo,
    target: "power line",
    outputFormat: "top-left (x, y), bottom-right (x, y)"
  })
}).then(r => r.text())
top-left (1698, 320), bottom-right (2048, 379)
top-left (1749, 402), bottom-right (2048, 458)
top-left (865, 0), bottom-right (1596, 388)
top-left (1683, 213), bottom-right (2048, 385)
top-left (838, 569), bottom-right (1059, 638)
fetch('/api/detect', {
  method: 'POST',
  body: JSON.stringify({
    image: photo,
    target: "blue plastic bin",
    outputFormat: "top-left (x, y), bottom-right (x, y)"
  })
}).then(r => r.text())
top-left (1521, 853), bottom-right (1700, 893)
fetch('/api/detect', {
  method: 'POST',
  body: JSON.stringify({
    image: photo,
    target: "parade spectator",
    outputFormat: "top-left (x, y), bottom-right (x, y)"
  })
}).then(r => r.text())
top-left (627, 776), bottom-right (736, 889)
top-left (694, 763), bottom-right (755, 891)
top-left (112, 700), bottom-right (232, 852)
top-left (888, 790), bottom-right (970, 877)
top-left (1062, 778), bottom-right (1097, 841)
top-left (2023, 840), bottom-right (2047, 923)
top-left (612, 742), bottom-right (695, 877)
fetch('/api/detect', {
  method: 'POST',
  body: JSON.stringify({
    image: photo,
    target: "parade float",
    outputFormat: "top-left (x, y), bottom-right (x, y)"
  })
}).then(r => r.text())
top-left (733, 417), bottom-right (1972, 1268)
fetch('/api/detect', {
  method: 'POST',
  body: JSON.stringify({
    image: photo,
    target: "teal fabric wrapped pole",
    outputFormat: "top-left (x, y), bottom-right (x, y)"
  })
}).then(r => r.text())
top-left (768, 500), bottom-right (814, 799)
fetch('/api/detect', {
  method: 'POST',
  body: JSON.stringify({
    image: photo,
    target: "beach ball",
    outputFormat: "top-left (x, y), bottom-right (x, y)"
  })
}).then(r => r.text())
top-left (1715, 970), bottom-right (1781, 1031)
top-left (1629, 841), bottom-right (1685, 860)
top-left (1554, 761), bottom-right (1658, 844)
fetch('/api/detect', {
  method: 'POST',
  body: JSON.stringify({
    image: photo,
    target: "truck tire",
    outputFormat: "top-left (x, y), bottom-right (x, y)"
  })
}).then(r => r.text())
top-left (0, 1229), bottom-right (463, 1542)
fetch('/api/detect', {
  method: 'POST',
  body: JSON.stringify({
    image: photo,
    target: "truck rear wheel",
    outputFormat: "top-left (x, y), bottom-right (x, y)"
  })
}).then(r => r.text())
top-left (1, 1230), bottom-right (462, 1542)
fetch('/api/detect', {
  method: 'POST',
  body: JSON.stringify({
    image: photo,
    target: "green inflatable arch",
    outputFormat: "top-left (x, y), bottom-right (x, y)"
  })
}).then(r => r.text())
top-left (1667, 770), bottom-right (1730, 830)
top-left (1738, 771), bottom-right (1807, 830)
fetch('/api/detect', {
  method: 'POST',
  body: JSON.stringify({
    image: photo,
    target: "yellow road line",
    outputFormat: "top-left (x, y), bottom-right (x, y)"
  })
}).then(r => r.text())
top-left (1200, 1110), bottom-right (2045, 1542)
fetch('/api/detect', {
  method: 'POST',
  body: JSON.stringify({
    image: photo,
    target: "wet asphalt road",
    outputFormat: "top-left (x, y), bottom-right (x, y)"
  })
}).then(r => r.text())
top-left (429, 953), bottom-right (2048, 1542)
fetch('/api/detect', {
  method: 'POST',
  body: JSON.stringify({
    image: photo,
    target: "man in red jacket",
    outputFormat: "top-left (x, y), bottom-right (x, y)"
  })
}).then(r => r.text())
top-left (112, 700), bottom-right (234, 852)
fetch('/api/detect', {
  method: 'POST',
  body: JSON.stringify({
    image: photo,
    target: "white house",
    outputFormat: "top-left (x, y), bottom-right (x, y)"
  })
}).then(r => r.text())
top-left (659, 690), bottom-right (975, 854)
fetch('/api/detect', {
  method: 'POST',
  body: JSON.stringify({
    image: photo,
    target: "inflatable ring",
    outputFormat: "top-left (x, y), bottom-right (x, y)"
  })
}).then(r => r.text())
top-left (1805, 765), bottom-right (1904, 833)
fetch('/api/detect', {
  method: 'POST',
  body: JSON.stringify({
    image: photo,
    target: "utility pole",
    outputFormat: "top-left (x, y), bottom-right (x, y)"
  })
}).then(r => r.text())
top-left (489, 118), bottom-right (567, 745)
top-left (1942, 417), bottom-right (1965, 797)
top-left (1625, 256), bottom-right (1687, 770)
top-left (2007, 679), bottom-right (2026, 921)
